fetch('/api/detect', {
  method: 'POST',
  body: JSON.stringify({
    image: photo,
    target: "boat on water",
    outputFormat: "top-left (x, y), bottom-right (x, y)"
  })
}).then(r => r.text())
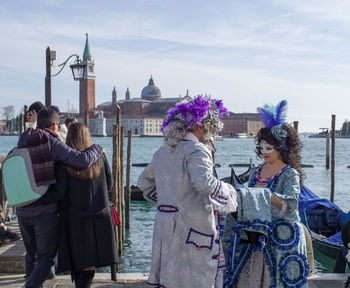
top-left (299, 186), bottom-right (348, 258)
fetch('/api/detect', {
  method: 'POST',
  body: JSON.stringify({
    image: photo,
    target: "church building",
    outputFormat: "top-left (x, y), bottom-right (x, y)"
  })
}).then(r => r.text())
top-left (72, 34), bottom-right (262, 137)
top-left (76, 34), bottom-right (192, 136)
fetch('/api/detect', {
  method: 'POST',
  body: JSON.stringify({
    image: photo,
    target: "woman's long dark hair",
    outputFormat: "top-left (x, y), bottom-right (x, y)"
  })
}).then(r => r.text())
top-left (65, 122), bottom-right (102, 180)
top-left (255, 123), bottom-right (304, 185)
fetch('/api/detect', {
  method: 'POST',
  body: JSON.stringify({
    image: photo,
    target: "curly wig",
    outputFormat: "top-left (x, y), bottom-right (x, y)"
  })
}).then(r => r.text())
top-left (255, 123), bottom-right (304, 185)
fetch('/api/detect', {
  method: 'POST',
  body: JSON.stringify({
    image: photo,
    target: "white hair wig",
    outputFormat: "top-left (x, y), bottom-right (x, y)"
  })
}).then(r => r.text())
top-left (163, 117), bottom-right (224, 152)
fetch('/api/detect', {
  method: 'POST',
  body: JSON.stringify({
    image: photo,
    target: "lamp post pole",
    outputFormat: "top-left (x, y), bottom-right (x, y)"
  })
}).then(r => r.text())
top-left (44, 45), bottom-right (85, 107)
top-left (45, 46), bottom-right (52, 107)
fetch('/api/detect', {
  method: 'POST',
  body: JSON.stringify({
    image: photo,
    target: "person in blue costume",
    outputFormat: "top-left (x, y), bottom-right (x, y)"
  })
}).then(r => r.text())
top-left (223, 100), bottom-right (309, 288)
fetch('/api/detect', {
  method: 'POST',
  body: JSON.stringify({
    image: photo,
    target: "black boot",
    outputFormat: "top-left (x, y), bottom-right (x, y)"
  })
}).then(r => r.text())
top-left (75, 270), bottom-right (95, 288)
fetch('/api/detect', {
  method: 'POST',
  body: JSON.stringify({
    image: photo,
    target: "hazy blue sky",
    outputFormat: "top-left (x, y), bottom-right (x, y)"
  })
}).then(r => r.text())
top-left (1, 0), bottom-right (350, 132)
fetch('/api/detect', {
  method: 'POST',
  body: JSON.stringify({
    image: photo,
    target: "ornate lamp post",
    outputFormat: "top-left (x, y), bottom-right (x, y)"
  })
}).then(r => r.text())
top-left (45, 46), bottom-right (86, 107)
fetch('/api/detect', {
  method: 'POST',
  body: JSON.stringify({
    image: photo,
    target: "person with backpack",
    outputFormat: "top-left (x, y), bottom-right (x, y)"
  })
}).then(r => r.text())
top-left (15, 107), bottom-right (104, 288)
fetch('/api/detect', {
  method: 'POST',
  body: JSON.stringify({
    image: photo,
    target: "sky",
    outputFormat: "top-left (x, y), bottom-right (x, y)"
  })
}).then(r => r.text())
top-left (1, 0), bottom-right (350, 132)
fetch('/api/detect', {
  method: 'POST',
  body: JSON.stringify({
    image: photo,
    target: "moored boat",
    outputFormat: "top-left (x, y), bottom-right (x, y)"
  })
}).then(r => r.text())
top-left (299, 185), bottom-right (348, 258)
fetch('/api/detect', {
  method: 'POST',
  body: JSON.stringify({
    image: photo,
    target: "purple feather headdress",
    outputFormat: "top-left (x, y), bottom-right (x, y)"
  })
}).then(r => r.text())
top-left (257, 100), bottom-right (288, 143)
top-left (161, 95), bottom-right (228, 131)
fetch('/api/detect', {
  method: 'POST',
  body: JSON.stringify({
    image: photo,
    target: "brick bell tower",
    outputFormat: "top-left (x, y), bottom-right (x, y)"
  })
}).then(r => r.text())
top-left (79, 33), bottom-right (95, 115)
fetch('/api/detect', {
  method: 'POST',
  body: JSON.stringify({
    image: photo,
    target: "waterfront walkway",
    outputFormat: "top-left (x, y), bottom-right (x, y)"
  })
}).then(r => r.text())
top-left (0, 273), bottom-right (149, 287)
top-left (0, 273), bottom-right (348, 287)
top-left (1, 220), bottom-right (349, 287)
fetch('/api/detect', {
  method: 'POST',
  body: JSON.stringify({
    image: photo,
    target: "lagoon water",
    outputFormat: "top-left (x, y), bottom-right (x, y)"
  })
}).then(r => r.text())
top-left (1, 135), bottom-right (350, 273)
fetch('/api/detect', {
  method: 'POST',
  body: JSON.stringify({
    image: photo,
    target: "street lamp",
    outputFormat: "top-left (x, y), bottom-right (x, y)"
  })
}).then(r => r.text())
top-left (45, 46), bottom-right (86, 107)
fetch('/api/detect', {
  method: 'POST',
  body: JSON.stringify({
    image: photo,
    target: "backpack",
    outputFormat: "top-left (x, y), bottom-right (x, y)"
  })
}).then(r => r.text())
top-left (2, 147), bottom-right (49, 207)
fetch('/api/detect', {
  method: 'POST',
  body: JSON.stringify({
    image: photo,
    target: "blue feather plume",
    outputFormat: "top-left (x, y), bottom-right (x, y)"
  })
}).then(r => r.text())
top-left (257, 100), bottom-right (288, 129)
top-left (275, 100), bottom-right (288, 126)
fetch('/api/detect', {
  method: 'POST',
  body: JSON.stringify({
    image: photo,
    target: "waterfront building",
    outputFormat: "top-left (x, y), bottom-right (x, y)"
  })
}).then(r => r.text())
top-left (221, 112), bottom-right (263, 137)
top-left (97, 80), bottom-right (192, 136)
top-left (57, 35), bottom-right (263, 138)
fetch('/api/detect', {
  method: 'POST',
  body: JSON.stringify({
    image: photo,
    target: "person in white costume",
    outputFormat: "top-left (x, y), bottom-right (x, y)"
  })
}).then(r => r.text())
top-left (138, 95), bottom-right (238, 288)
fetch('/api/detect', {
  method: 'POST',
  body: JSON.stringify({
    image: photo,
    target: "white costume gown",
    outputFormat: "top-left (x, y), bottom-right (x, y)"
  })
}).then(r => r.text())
top-left (138, 133), bottom-right (237, 288)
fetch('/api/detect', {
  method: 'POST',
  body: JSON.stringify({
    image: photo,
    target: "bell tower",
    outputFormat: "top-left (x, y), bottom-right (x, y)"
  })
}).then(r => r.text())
top-left (112, 86), bottom-right (117, 104)
top-left (125, 87), bottom-right (130, 100)
top-left (79, 33), bottom-right (95, 115)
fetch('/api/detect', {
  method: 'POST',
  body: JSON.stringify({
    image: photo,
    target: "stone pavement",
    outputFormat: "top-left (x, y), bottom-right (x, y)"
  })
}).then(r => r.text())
top-left (0, 273), bottom-right (149, 287)
top-left (0, 273), bottom-right (349, 287)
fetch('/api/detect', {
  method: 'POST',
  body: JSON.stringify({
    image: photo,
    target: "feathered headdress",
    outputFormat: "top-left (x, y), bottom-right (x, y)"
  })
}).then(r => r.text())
top-left (257, 100), bottom-right (288, 142)
top-left (161, 95), bottom-right (228, 131)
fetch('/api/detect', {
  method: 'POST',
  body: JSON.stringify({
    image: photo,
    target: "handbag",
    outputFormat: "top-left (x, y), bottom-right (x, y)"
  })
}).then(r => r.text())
top-left (110, 204), bottom-right (121, 226)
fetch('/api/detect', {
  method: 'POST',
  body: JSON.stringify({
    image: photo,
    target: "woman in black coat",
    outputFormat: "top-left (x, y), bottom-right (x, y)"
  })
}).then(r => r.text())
top-left (55, 122), bottom-right (117, 288)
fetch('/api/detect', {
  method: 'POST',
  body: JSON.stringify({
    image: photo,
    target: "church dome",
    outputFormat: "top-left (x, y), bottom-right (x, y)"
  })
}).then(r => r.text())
top-left (141, 76), bottom-right (161, 100)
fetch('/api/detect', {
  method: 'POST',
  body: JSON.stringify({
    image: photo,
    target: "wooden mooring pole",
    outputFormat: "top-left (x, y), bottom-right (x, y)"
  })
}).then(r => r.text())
top-left (125, 130), bottom-right (132, 229)
top-left (115, 105), bottom-right (123, 255)
top-left (19, 113), bottom-right (24, 136)
top-left (119, 127), bottom-right (125, 243)
top-left (24, 105), bottom-right (28, 130)
top-left (330, 114), bottom-right (335, 202)
top-left (84, 110), bottom-right (89, 127)
top-left (293, 121), bottom-right (299, 132)
top-left (326, 130), bottom-right (330, 169)
top-left (112, 125), bottom-right (119, 255)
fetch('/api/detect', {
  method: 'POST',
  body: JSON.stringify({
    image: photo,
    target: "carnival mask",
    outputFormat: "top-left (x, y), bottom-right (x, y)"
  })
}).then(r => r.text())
top-left (259, 143), bottom-right (276, 154)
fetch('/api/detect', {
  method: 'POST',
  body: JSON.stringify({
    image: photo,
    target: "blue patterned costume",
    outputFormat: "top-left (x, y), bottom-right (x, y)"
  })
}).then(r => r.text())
top-left (223, 165), bottom-right (309, 288)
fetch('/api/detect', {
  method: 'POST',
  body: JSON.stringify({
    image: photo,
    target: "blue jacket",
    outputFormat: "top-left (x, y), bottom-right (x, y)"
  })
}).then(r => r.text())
top-left (16, 129), bottom-right (104, 217)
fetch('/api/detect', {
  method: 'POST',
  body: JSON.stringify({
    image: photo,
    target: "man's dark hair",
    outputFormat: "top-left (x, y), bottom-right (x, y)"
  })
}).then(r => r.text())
top-left (28, 101), bottom-right (45, 114)
top-left (37, 108), bottom-right (59, 129)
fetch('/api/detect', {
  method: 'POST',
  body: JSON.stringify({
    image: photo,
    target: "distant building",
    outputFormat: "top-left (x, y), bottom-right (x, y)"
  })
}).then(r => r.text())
top-left (341, 120), bottom-right (350, 136)
top-left (221, 112), bottom-right (263, 137)
top-left (97, 79), bottom-right (192, 136)
top-left (0, 120), bottom-right (6, 134)
top-left (64, 35), bottom-right (262, 138)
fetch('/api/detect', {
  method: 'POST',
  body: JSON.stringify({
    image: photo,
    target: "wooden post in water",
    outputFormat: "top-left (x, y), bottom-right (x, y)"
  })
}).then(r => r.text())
top-left (330, 115), bottom-right (336, 202)
top-left (293, 121), bottom-right (299, 133)
top-left (84, 110), bottom-right (89, 127)
top-left (119, 126), bottom-right (125, 243)
top-left (125, 130), bottom-right (132, 229)
top-left (326, 130), bottom-right (330, 169)
top-left (112, 125), bottom-right (119, 256)
top-left (0, 156), bottom-right (6, 219)
top-left (24, 105), bottom-right (28, 130)
top-left (115, 105), bottom-right (123, 255)
top-left (19, 113), bottom-right (24, 136)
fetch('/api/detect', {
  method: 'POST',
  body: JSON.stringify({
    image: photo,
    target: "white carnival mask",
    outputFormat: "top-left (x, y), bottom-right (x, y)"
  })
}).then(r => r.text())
top-left (259, 143), bottom-right (276, 154)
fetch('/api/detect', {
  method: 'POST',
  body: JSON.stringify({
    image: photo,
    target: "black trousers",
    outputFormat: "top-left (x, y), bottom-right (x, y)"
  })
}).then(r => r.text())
top-left (334, 245), bottom-right (350, 273)
top-left (18, 213), bottom-right (58, 288)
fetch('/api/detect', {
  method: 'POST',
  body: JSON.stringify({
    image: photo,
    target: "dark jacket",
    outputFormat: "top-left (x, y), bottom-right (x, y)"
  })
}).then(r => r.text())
top-left (16, 129), bottom-right (104, 217)
top-left (56, 154), bottom-right (117, 272)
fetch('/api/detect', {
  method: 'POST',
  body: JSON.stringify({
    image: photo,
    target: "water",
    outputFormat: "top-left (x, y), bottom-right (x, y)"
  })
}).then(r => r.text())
top-left (1, 135), bottom-right (350, 273)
